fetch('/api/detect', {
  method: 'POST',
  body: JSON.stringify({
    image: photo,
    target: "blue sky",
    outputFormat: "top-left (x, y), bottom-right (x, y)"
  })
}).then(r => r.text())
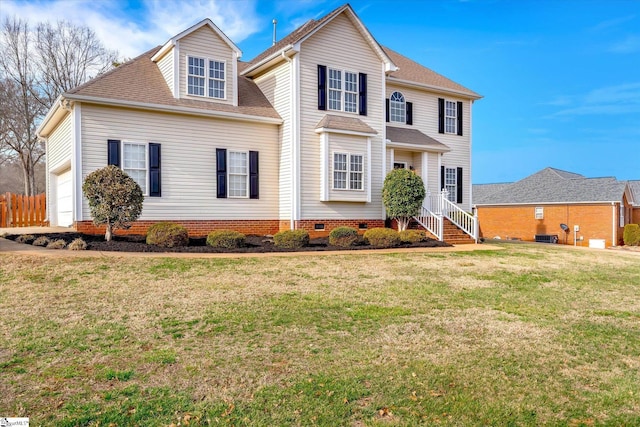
top-left (3, 0), bottom-right (640, 183)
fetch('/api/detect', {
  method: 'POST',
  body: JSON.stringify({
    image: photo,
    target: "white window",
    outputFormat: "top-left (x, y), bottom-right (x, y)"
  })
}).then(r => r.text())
top-left (209, 60), bottom-right (225, 99)
top-left (445, 167), bottom-right (457, 202)
top-left (228, 151), bottom-right (248, 198)
top-left (620, 204), bottom-right (625, 227)
top-left (123, 142), bottom-right (148, 195)
top-left (328, 68), bottom-right (358, 113)
top-left (445, 100), bottom-right (457, 134)
top-left (187, 56), bottom-right (225, 99)
top-left (333, 152), bottom-right (363, 191)
top-left (390, 91), bottom-right (406, 123)
top-left (187, 56), bottom-right (205, 96)
top-left (535, 207), bottom-right (544, 219)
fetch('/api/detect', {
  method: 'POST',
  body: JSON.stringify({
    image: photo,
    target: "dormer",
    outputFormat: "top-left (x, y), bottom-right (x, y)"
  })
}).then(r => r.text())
top-left (151, 19), bottom-right (242, 106)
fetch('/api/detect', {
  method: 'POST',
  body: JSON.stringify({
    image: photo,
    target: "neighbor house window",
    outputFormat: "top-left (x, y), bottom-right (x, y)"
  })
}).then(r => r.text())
top-left (328, 68), bottom-right (357, 113)
top-left (390, 91), bottom-right (406, 123)
top-left (445, 100), bottom-right (457, 134)
top-left (445, 167), bottom-right (457, 202)
top-left (123, 142), bottom-right (148, 195)
top-left (333, 152), bottom-right (363, 190)
top-left (535, 207), bottom-right (544, 219)
top-left (187, 56), bottom-right (225, 99)
top-left (228, 151), bottom-right (248, 198)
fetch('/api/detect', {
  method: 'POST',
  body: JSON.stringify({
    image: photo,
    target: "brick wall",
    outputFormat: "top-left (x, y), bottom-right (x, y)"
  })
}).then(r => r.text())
top-left (75, 220), bottom-right (281, 237)
top-left (294, 219), bottom-right (385, 238)
top-left (476, 204), bottom-right (620, 247)
top-left (633, 207), bottom-right (640, 224)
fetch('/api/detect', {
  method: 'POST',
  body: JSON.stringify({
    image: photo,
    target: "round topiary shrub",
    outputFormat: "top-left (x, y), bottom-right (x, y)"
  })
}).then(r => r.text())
top-left (32, 236), bottom-right (50, 247)
top-left (329, 226), bottom-right (359, 247)
top-left (16, 234), bottom-right (36, 244)
top-left (68, 238), bottom-right (88, 251)
top-left (273, 230), bottom-right (310, 249)
top-left (363, 227), bottom-right (401, 248)
top-left (399, 229), bottom-right (426, 243)
top-left (206, 230), bottom-right (246, 248)
top-left (623, 224), bottom-right (640, 246)
top-left (46, 239), bottom-right (67, 249)
top-left (146, 222), bottom-right (189, 248)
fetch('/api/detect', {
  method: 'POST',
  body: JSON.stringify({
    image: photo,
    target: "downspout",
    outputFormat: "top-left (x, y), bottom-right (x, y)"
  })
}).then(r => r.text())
top-left (612, 202), bottom-right (617, 247)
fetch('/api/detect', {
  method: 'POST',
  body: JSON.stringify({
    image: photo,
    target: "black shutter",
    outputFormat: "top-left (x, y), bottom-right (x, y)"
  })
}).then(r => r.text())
top-left (438, 98), bottom-right (445, 134)
top-left (457, 101), bottom-right (463, 136)
top-left (216, 148), bottom-right (227, 198)
top-left (318, 65), bottom-right (327, 110)
top-left (107, 140), bottom-right (120, 167)
top-left (149, 143), bottom-right (161, 197)
top-left (358, 73), bottom-right (367, 116)
top-left (456, 167), bottom-right (463, 203)
top-left (406, 102), bottom-right (413, 125)
top-left (440, 165), bottom-right (445, 190)
top-left (385, 98), bottom-right (390, 122)
top-left (249, 151), bottom-right (259, 199)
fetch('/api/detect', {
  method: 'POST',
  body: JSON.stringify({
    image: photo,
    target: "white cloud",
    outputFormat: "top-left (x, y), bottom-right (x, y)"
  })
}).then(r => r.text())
top-left (609, 34), bottom-right (640, 54)
top-left (590, 15), bottom-right (636, 32)
top-left (553, 82), bottom-right (640, 116)
top-left (1, 0), bottom-right (261, 59)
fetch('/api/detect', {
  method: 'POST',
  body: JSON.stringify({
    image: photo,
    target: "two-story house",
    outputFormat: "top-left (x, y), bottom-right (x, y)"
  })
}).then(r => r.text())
top-left (38, 4), bottom-right (481, 241)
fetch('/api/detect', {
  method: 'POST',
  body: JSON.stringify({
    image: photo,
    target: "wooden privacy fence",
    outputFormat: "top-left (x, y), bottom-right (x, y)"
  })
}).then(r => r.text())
top-left (0, 193), bottom-right (47, 228)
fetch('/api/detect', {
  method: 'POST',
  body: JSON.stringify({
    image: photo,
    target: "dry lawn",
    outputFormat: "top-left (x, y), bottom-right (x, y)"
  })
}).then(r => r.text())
top-left (1, 243), bottom-right (639, 426)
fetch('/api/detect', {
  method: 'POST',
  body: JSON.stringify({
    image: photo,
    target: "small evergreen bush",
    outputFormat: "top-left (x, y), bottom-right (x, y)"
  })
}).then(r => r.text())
top-left (146, 222), bottom-right (189, 248)
top-left (273, 230), bottom-right (309, 249)
top-left (364, 227), bottom-right (401, 248)
top-left (623, 224), bottom-right (640, 246)
top-left (32, 236), bottom-right (50, 247)
top-left (46, 239), bottom-right (67, 249)
top-left (16, 234), bottom-right (36, 244)
top-left (399, 229), bottom-right (426, 243)
top-left (206, 230), bottom-right (246, 248)
top-left (329, 226), bottom-right (359, 247)
top-left (68, 238), bottom-right (88, 251)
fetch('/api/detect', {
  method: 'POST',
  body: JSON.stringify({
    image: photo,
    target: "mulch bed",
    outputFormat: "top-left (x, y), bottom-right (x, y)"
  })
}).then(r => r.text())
top-left (4, 232), bottom-right (450, 253)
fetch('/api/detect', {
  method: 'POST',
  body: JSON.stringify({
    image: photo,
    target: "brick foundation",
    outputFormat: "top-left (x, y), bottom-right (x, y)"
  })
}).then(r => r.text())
top-left (75, 220), bottom-right (281, 237)
top-left (294, 219), bottom-right (385, 238)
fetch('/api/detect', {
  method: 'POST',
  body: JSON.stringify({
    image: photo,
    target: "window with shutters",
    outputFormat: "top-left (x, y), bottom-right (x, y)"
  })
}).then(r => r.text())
top-left (445, 100), bottom-right (457, 134)
top-left (228, 151), bottom-right (248, 198)
top-left (328, 68), bottom-right (358, 113)
top-left (445, 167), bottom-right (457, 202)
top-left (390, 91), bottom-right (406, 123)
top-left (187, 55), bottom-right (225, 99)
top-left (123, 142), bottom-right (148, 195)
top-left (333, 152), bottom-right (363, 191)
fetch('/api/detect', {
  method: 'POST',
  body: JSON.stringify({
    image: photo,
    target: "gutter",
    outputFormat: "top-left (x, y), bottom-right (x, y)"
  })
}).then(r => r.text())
top-left (387, 77), bottom-right (482, 100)
top-left (241, 45), bottom-right (296, 77)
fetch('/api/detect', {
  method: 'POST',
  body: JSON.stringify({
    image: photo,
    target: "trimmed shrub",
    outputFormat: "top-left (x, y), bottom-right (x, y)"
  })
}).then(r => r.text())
top-left (206, 230), bottom-right (246, 248)
top-left (399, 229), bottom-right (426, 243)
top-left (46, 239), bottom-right (67, 249)
top-left (623, 224), bottom-right (640, 246)
top-left (274, 230), bottom-right (309, 249)
top-left (16, 234), bottom-right (36, 244)
top-left (32, 236), bottom-right (50, 247)
top-left (382, 168), bottom-right (426, 231)
top-left (68, 238), bottom-right (88, 251)
top-left (364, 227), bottom-right (401, 248)
top-left (146, 222), bottom-right (189, 248)
top-left (329, 226), bottom-right (359, 247)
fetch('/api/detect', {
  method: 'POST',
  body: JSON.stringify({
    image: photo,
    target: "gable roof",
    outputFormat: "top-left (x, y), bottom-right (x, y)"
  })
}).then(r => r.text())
top-left (473, 167), bottom-right (631, 205)
top-left (384, 47), bottom-right (481, 99)
top-left (242, 3), bottom-right (396, 76)
top-left (629, 180), bottom-right (640, 206)
top-left (151, 18), bottom-right (241, 62)
top-left (58, 47), bottom-right (279, 123)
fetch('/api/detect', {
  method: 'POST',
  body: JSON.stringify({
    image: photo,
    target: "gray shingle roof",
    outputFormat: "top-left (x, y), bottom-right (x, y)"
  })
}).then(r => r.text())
top-left (473, 183), bottom-right (512, 203)
top-left (316, 114), bottom-right (377, 134)
top-left (386, 126), bottom-right (450, 152)
top-left (628, 180), bottom-right (640, 206)
top-left (473, 167), bottom-right (629, 205)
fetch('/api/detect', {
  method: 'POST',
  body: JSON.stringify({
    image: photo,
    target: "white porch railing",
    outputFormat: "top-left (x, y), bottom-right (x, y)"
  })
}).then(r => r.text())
top-left (413, 190), bottom-right (478, 242)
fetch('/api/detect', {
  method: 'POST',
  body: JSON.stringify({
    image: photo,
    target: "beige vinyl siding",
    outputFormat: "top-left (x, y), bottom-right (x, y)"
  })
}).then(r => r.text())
top-left (426, 152), bottom-right (440, 195)
top-left (47, 112), bottom-right (72, 171)
top-left (179, 26), bottom-right (234, 105)
top-left (386, 83), bottom-right (472, 210)
top-left (327, 133), bottom-right (368, 202)
top-left (254, 62), bottom-right (292, 220)
top-left (298, 12), bottom-right (385, 220)
top-left (80, 104), bottom-right (279, 220)
top-left (156, 48), bottom-right (174, 95)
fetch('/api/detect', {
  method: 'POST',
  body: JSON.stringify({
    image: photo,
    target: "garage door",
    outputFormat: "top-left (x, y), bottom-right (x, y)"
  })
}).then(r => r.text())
top-left (57, 169), bottom-right (73, 227)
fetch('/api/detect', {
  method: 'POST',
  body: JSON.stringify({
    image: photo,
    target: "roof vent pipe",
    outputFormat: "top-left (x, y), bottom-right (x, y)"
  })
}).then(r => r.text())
top-left (272, 19), bottom-right (277, 46)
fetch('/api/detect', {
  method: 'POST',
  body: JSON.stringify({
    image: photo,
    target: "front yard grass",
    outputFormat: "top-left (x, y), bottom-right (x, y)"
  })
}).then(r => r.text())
top-left (1, 243), bottom-right (639, 425)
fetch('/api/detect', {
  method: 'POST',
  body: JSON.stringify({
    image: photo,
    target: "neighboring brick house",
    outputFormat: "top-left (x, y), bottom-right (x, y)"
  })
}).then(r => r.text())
top-left (473, 167), bottom-right (636, 247)
top-left (37, 4), bottom-right (481, 241)
top-left (629, 180), bottom-right (640, 224)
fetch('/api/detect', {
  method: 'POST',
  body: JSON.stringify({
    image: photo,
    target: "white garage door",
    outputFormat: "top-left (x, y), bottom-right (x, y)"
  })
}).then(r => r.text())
top-left (57, 169), bottom-right (73, 227)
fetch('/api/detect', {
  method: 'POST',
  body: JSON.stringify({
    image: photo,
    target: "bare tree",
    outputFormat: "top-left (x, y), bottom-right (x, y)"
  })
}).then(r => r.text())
top-left (0, 19), bottom-right (46, 195)
top-left (35, 20), bottom-right (118, 107)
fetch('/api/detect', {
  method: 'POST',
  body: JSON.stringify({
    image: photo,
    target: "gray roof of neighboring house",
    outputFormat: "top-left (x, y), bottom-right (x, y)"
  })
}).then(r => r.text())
top-left (629, 180), bottom-right (640, 206)
top-left (473, 167), bottom-right (631, 205)
top-left (473, 183), bottom-right (512, 203)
